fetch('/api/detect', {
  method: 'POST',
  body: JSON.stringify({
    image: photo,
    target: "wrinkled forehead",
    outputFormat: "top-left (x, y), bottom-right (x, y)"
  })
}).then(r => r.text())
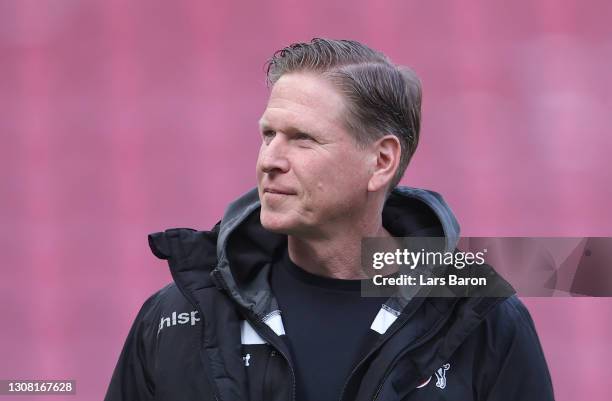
top-left (259, 73), bottom-right (350, 135)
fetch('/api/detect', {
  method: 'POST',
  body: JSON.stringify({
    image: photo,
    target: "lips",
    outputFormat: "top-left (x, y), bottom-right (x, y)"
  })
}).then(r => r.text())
top-left (263, 187), bottom-right (296, 195)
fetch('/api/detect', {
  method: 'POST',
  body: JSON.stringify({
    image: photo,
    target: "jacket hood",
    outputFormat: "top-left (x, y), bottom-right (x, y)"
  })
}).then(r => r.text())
top-left (211, 185), bottom-right (461, 318)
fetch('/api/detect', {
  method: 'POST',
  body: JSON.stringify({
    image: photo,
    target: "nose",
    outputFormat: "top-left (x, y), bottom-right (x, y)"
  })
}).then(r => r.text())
top-left (258, 135), bottom-right (290, 174)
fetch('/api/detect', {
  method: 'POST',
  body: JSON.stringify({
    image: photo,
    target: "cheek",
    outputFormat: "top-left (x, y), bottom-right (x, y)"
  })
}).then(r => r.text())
top-left (310, 167), bottom-right (348, 202)
top-left (336, 158), bottom-right (368, 186)
top-left (296, 151), bottom-right (367, 200)
top-left (255, 151), bottom-right (265, 180)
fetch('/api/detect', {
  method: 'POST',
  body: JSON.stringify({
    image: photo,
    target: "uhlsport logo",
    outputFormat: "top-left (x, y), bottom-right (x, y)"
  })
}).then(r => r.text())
top-left (416, 363), bottom-right (450, 390)
top-left (158, 311), bottom-right (200, 334)
top-left (435, 363), bottom-right (450, 389)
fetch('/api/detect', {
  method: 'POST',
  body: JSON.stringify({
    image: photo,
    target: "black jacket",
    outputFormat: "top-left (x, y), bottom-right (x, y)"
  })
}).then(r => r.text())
top-left (105, 187), bottom-right (555, 401)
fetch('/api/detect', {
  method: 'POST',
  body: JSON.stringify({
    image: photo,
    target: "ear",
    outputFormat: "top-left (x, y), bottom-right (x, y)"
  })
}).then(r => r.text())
top-left (367, 135), bottom-right (401, 193)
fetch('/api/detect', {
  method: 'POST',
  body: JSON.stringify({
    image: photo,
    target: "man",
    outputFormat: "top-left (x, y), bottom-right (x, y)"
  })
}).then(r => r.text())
top-left (105, 38), bottom-right (555, 401)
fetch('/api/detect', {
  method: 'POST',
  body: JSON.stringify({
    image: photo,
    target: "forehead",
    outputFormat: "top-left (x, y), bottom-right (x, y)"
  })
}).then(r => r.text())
top-left (259, 73), bottom-right (349, 135)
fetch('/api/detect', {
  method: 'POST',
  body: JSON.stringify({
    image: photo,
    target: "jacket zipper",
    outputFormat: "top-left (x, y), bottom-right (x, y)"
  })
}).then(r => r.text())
top-left (370, 307), bottom-right (454, 401)
top-left (213, 269), bottom-right (297, 401)
top-left (336, 299), bottom-right (422, 401)
top-left (250, 314), bottom-right (296, 401)
top-left (338, 297), bottom-right (454, 401)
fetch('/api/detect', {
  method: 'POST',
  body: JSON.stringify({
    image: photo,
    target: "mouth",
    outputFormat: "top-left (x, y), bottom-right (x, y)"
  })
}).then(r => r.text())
top-left (263, 188), bottom-right (296, 196)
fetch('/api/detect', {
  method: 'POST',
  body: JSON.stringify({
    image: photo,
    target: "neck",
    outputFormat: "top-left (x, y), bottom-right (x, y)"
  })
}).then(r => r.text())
top-left (287, 216), bottom-right (393, 279)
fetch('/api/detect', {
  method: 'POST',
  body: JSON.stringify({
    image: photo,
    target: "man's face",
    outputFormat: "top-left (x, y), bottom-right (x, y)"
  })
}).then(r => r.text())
top-left (256, 72), bottom-right (374, 237)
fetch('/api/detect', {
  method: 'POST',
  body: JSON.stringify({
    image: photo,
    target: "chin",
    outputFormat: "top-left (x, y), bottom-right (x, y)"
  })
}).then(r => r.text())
top-left (259, 210), bottom-right (295, 234)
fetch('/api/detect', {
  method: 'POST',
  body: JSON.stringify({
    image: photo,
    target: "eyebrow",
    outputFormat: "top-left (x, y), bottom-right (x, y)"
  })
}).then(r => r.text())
top-left (258, 118), bottom-right (270, 131)
top-left (258, 115), bottom-right (317, 137)
top-left (258, 119), bottom-right (301, 134)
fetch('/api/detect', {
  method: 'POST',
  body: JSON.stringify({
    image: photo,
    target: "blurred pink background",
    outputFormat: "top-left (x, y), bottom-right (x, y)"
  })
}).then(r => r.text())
top-left (1, 1), bottom-right (611, 400)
